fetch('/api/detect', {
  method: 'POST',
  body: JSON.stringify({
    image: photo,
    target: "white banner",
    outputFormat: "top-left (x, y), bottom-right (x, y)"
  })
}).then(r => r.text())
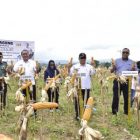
top-left (0, 39), bottom-right (35, 63)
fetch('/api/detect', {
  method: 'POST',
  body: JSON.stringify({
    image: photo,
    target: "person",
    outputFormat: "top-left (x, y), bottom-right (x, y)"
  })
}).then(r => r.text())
top-left (131, 76), bottom-right (137, 107)
top-left (136, 61), bottom-right (140, 84)
top-left (13, 49), bottom-right (37, 104)
top-left (69, 53), bottom-right (95, 119)
top-left (111, 48), bottom-right (136, 115)
top-left (44, 60), bottom-right (60, 111)
top-left (0, 52), bottom-right (8, 108)
top-left (131, 61), bottom-right (140, 107)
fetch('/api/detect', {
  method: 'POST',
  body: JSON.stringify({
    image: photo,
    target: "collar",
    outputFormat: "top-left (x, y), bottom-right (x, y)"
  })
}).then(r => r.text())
top-left (122, 58), bottom-right (128, 61)
top-left (79, 63), bottom-right (86, 66)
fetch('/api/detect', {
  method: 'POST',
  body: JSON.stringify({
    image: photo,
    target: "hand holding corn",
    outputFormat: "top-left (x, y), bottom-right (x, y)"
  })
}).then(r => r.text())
top-left (68, 57), bottom-right (73, 68)
top-left (90, 57), bottom-right (95, 67)
top-left (131, 61), bottom-right (136, 71)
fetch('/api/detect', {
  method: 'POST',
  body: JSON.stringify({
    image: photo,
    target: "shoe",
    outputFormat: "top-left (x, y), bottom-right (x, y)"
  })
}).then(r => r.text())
top-left (124, 112), bottom-right (128, 115)
top-left (112, 109), bottom-right (118, 115)
top-left (75, 116), bottom-right (80, 121)
top-left (50, 109), bottom-right (53, 113)
top-left (112, 112), bottom-right (117, 115)
top-left (56, 109), bottom-right (60, 112)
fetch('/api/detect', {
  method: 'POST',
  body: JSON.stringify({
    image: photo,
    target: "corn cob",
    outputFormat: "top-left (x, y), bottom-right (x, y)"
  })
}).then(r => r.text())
top-left (15, 104), bottom-right (24, 112)
top-left (18, 67), bottom-right (25, 75)
top-left (82, 97), bottom-right (93, 121)
top-left (25, 106), bottom-right (34, 118)
top-left (19, 117), bottom-right (28, 140)
top-left (54, 74), bottom-right (61, 80)
top-left (0, 134), bottom-right (13, 140)
top-left (19, 81), bottom-right (32, 90)
top-left (67, 57), bottom-right (73, 67)
top-left (70, 72), bottom-right (77, 85)
top-left (31, 102), bottom-right (58, 110)
top-left (44, 80), bottom-right (53, 91)
top-left (4, 76), bottom-right (10, 84)
top-left (111, 58), bottom-right (115, 66)
top-left (45, 74), bottom-right (61, 91)
top-left (40, 89), bottom-right (47, 102)
top-left (15, 90), bottom-right (25, 102)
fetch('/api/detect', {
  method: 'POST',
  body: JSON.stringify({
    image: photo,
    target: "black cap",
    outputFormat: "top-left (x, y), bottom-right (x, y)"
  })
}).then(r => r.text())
top-left (79, 53), bottom-right (86, 59)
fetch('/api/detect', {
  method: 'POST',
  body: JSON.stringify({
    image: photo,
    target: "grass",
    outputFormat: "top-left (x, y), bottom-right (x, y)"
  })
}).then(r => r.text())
top-left (0, 75), bottom-right (140, 140)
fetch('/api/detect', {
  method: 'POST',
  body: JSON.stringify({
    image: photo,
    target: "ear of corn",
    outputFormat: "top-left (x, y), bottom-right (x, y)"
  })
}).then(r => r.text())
top-left (4, 76), bottom-right (10, 84)
top-left (44, 80), bottom-right (53, 91)
top-left (82, 97), bottom-right (94, 121)
top-left (67, 57), bottom-right (73, 68)
top-left (25, 106), bottom-right (34, 118)
top-left (54, 74), bottom-right (61, 80)
top-left (70, 72), bottom-right (77, 85)
top-left (19, 117), bottom-right (28, 140)
top-left (20, 81), bottom-right (32, 90)
top-left (0, 134), bottom-right (13, 140)
top-left (111, 58), bottom-right (115, 66)
top-left (15, 90), bottom-right (25, 102)
top-left (79, 120), bottom-right (104, 140)
top-left (44, 74), bottom-right (60, 91)
top-left (15, 105), bottom-right (24, 112)
top-left (31, 102), bottom-right (58, 110)
top-left (18, 67), bottom-right (25, 75)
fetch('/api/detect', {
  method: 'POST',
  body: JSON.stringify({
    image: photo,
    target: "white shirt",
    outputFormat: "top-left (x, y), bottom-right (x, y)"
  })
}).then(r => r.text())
top-left (13, 59), bottom-right (36, 85)
top-left (70, 63), bottom-right (95, 89)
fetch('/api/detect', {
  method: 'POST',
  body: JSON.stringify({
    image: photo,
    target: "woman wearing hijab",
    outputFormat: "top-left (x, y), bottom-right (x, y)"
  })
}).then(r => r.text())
top-left (44, 60), bottom-right (60, 111)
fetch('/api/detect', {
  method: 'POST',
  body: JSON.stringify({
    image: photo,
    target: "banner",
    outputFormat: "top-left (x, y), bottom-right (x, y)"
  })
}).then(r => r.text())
top-left (0, 39), bottom-right (35, 63)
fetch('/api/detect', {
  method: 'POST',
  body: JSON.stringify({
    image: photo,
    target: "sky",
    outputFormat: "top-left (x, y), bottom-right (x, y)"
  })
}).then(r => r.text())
top-left (0, 0), bottom-right (140, 62)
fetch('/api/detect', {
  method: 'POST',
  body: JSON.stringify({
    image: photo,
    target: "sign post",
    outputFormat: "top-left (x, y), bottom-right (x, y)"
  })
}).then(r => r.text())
top-left (122, 71), bottom-right (138, 122)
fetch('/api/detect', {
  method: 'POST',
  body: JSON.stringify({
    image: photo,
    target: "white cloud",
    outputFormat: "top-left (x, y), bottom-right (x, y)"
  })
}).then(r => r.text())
top-left (0, 0), bottom-right (140, 62)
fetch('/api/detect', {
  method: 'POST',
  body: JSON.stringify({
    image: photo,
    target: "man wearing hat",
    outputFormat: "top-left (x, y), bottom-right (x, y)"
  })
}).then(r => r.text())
top-left (111, 48), bottom-right (136, 115)
top-left (0, 52), bottom-right (8, 108)
top-left (70, 53), bottom-right (95, 120)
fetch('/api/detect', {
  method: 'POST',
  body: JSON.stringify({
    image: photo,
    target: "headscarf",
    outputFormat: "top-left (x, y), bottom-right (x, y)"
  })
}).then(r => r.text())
top-left (44, 60), bottom-right (59, 81)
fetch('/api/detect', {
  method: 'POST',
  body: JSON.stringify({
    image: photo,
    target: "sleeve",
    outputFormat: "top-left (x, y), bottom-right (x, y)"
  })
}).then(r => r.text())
top-left (33, 61), bottom-right (37, 72)
top-left (13, 62), bottom-right (19, 72)
top-left (56, 69), bottom-right (60, 75)
top-left (70, 65), bottom-right (75, 76)
top-left (4, 62), bottom-right (7, 69)
top-left (44, 70), bottom-right (49, 82)
top-left (89, 65), bottom-right (96, 75)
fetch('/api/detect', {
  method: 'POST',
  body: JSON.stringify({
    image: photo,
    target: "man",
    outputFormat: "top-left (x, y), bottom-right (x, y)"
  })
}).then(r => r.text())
top-left (111, 48), bottom-right (136, 115)
top-left (0, 52), bottom-right (8, 108)
top-left (13, 49), bottom-right (37, 103)
top-left (136, 61), bottom-right (140, 85)
top-left (70, 53), bottom-right (95, 119)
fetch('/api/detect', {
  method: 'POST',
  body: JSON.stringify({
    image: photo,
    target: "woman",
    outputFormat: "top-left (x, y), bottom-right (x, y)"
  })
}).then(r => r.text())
top-left (44, 60), bottom-right (60, 110)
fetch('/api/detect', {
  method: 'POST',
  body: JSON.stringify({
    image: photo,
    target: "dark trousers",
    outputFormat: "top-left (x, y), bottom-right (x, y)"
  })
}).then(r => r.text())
top-left (22, 85), bottom-right (37, 115)
top-left (0, 82), bottom-right (7, 108)
top-left (47, 88), bottom-right (59, 109)
top-left (74, 89), bottom-right (90, 117)
top-left (22, 85), bottom-right (36, 102)
top-left (112, 79), bottom-right (128, 114)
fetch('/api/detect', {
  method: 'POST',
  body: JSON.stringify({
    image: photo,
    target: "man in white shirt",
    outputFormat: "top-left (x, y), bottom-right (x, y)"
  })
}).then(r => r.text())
top-left (13, 49), bottom-right (37, 103)
top-left (70, 53), bottom-right (95, 119)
